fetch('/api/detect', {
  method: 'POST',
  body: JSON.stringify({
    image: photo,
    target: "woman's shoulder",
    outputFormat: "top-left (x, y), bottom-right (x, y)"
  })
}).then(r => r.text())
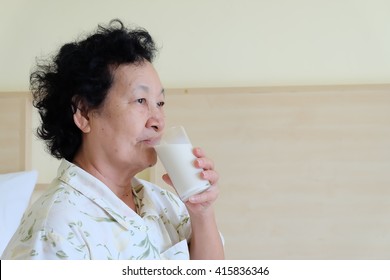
top-left (26, 180), bottom-right (87, 227)
top-left (33, 180), bottom-right (80, 206)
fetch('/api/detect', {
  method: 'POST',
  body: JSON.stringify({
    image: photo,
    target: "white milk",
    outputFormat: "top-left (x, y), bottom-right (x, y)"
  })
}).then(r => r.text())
top-left (154, 143), bottom-right (211, 201)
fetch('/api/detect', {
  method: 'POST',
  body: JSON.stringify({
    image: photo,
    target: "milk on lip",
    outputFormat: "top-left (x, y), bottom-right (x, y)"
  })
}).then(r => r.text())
top-left (154, 126), bottom-right (211, 202)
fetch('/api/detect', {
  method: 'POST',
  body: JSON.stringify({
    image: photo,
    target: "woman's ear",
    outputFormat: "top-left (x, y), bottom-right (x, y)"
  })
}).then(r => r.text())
top-left (73, 99), bottom-right (91, 133)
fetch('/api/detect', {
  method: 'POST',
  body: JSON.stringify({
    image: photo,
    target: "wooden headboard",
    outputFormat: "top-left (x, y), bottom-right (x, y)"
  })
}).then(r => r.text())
top-left (0, 92), bottom-right (32, 173)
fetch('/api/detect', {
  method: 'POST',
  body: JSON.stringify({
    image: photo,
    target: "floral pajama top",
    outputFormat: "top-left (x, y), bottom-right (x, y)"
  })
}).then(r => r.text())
top-left (2, 159), bottom-right (191, 260)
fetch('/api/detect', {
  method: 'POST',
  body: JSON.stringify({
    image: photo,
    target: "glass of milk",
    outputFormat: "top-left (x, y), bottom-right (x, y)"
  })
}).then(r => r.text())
top-left (154, 126), bottom-right (211, 201)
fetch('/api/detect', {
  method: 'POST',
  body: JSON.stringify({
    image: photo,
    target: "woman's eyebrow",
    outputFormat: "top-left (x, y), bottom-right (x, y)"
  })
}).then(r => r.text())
top-left (133, 85), bottom-right (165, 96)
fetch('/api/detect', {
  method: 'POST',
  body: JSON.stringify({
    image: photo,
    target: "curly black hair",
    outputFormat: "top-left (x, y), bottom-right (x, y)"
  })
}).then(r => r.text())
top-left (31, 19), bottom-right (157, 161)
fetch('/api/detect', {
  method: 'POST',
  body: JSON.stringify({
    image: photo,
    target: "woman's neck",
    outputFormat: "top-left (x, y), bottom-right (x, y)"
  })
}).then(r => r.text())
top-left (72, 152), bottom-right (138, 211)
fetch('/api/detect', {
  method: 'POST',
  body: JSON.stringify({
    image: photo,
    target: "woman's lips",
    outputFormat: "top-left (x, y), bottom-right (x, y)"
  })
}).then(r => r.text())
top-left (141, 137), bottom-right (161, 146)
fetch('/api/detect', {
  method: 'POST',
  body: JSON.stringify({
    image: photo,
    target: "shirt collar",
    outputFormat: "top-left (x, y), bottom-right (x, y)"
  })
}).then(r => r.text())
top-left (57, 159), bottom-right (151, 229)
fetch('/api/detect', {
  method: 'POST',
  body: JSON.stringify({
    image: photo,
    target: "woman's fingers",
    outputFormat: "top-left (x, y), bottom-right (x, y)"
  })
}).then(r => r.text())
top-left (193, 147), bottom-right (214, 170)
top-left (201, 170), bottom-right (219, 185)
top-left (188, 185), bottom-right (219, 204)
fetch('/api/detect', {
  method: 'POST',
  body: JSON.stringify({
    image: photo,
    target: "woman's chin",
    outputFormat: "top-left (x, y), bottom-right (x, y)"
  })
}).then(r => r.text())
top-left (146, 149), bottom-right (158, 167)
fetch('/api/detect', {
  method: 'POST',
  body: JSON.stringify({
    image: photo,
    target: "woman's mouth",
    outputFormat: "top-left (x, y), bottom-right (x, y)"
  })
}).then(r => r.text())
top-left (141, 137), bottom-right (161, 146)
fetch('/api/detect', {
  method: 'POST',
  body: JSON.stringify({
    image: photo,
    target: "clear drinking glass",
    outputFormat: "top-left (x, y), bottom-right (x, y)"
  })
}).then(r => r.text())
top-left (154, 126), bottom-right (211, 201)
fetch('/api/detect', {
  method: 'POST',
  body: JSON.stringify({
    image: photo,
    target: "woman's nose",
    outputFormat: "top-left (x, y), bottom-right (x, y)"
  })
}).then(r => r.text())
top-left (147, 106), bottom-right (165, 132)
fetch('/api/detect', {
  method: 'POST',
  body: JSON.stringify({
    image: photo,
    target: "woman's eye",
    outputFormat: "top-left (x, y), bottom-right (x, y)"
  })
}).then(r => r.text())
top-left (136, 98), bottom-right (146, 104)
top-left (157, 101), bottom-right (165, 107)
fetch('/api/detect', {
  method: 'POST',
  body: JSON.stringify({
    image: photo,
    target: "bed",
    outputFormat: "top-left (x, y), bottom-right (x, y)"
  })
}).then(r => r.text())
top-left (1, 85), bottom-right (390, 259)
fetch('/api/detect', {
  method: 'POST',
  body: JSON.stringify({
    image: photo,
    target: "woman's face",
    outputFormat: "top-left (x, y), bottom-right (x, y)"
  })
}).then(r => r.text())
top-left (86, 61), bottom-right (165, 173)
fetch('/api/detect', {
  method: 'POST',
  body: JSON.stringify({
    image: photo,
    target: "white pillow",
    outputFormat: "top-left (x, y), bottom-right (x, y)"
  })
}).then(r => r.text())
top-left (0, 170), bottom-right (38, 256)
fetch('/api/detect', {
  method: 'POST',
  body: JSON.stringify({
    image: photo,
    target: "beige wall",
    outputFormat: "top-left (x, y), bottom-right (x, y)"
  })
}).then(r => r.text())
top-left (1, 0), bottom-right (390, 91)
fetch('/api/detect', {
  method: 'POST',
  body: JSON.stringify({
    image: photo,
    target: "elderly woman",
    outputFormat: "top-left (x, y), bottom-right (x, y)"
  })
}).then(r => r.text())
top-left (2, 19), bottom-right (224, 260)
